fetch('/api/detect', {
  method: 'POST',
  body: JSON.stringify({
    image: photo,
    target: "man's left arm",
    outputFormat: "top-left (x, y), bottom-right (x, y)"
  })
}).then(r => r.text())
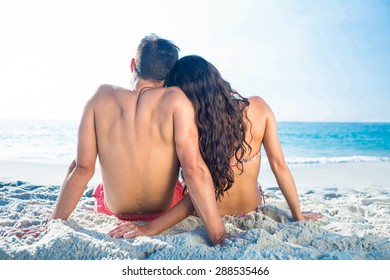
top-left (50, 100), bottom-right (98, 220)
top-left (4, 98), bottom-right (98, 238)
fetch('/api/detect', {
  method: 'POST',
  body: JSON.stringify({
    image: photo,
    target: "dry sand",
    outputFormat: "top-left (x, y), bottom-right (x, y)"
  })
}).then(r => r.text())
top-left (1, 160), bottom-right (389, 260)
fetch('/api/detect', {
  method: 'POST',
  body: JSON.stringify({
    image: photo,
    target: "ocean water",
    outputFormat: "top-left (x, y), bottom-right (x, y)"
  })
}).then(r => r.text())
top-left (0, 120), bottom-right (77, 164)
top-left (0, 120), bottom-right (389, 166)
top-left (277, 122), bottom-right (390, 165)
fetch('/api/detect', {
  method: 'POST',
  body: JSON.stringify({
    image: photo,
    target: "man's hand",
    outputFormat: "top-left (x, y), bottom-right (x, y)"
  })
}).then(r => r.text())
top-left (108, 221), bottom-right (150, 239)
top-left (302, 211), bottom-right (323, 221)
top-left (214, 233), bottom-right (247, 247)
top-left (3, 225), bottom-right (47, 239)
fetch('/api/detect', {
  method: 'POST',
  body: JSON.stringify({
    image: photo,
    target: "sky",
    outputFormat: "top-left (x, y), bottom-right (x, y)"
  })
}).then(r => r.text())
top-left (0, 0), bottom-right (389, 122)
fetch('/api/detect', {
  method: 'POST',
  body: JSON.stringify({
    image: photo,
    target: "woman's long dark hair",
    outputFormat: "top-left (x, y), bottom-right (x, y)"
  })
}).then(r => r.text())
top-left (165, 55), bottom-right (251, 200)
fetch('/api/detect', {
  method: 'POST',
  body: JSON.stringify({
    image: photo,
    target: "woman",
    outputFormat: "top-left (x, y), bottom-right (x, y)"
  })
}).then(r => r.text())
top-left (109, 55), bottom-right (322, 240)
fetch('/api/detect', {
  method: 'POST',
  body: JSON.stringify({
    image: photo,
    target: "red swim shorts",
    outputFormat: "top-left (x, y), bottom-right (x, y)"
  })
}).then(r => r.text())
top-left (92, 180), bottom-right (185, 222)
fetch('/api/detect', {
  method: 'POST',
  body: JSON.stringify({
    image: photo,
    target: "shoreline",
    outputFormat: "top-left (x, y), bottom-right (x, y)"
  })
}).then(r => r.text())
top-left (260, 160), bottom-right (390, 191)
top-left (0, 159), bottom-right (102, 187)
top-left (1, 159), bottom-right (389, 190)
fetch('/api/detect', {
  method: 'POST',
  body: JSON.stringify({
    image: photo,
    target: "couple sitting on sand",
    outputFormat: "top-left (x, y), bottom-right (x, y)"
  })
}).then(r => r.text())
top-left (12, 34), bottom-right (322, 246)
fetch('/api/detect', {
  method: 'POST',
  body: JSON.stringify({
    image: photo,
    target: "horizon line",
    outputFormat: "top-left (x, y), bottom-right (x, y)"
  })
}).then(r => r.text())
top-left (0, 118), bottom-right (389, 124)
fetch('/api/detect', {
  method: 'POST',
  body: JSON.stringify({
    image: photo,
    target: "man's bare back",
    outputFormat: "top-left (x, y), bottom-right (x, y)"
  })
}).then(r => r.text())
top-left (89, 84), bottom-right (184, 215)
top-left (5, 34), bottom-right (227, 245)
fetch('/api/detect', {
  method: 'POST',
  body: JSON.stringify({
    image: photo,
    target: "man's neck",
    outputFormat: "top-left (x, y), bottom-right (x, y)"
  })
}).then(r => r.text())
top-left (130, 75), bottom-right (164, 94)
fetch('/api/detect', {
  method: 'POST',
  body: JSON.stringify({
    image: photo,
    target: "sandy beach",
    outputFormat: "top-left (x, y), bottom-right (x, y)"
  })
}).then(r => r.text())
top-left (1, 160), bottom-right (389, 260)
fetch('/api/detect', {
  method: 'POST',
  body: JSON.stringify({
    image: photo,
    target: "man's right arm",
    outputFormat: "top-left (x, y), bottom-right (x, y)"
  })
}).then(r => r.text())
top-left (171, 91), bottom-right (226, 245)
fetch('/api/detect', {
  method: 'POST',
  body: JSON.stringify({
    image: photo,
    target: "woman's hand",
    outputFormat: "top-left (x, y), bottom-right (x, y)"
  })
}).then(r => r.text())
top-left (108, 221), bottom-right (150, 239)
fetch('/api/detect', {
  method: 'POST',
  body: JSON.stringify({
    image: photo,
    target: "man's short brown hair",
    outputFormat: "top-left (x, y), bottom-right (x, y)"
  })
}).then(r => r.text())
top-left (135, 34), bottom-right (180, 81)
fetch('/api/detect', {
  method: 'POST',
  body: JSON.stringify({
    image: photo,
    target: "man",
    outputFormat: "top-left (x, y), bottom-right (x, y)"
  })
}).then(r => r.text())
top-left (10, 34), bottom-right (226, 246)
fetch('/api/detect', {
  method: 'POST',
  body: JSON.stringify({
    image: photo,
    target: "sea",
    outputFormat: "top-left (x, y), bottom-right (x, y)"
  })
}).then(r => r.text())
top-left (0, 120), bottom-right (389, 166)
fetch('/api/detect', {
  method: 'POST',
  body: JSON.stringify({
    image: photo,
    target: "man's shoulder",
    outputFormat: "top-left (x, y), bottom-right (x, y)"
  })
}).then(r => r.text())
top-left (147, 87), bottom-right (193, 119)
top-left (88, 84), bottom-right (114, 101)
top-left (164, 87), bottom-right (194, 111)
top-left (163, 87), bottom-right (189, 103)
top-left (95, 84), bottom-right (130, 97)
top-left (89, 84), bottom-right (130, 103)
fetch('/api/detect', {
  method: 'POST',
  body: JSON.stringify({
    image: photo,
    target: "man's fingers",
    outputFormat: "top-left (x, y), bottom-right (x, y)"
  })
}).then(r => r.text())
top-left (302, 211), bottom-right (323, 221)
top-left (3, 227), bottom-right (45, 239)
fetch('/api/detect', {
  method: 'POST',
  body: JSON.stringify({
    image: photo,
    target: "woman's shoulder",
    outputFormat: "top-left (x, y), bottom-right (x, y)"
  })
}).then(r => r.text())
top-left (247, 95), bottom-right (273, 116)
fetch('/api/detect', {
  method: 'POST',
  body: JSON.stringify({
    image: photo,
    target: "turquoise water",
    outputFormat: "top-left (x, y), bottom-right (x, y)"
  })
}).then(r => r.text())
top-left (0, 120), bottom-right (389, 165)
top-left (277, 122), bottom-right (390, 164)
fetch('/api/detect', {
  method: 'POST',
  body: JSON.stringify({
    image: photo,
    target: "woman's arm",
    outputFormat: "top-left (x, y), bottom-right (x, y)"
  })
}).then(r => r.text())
top-left (259, 100), bottom-right (305, 221)
top-left (108, 193), bottom-right (194, 238)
